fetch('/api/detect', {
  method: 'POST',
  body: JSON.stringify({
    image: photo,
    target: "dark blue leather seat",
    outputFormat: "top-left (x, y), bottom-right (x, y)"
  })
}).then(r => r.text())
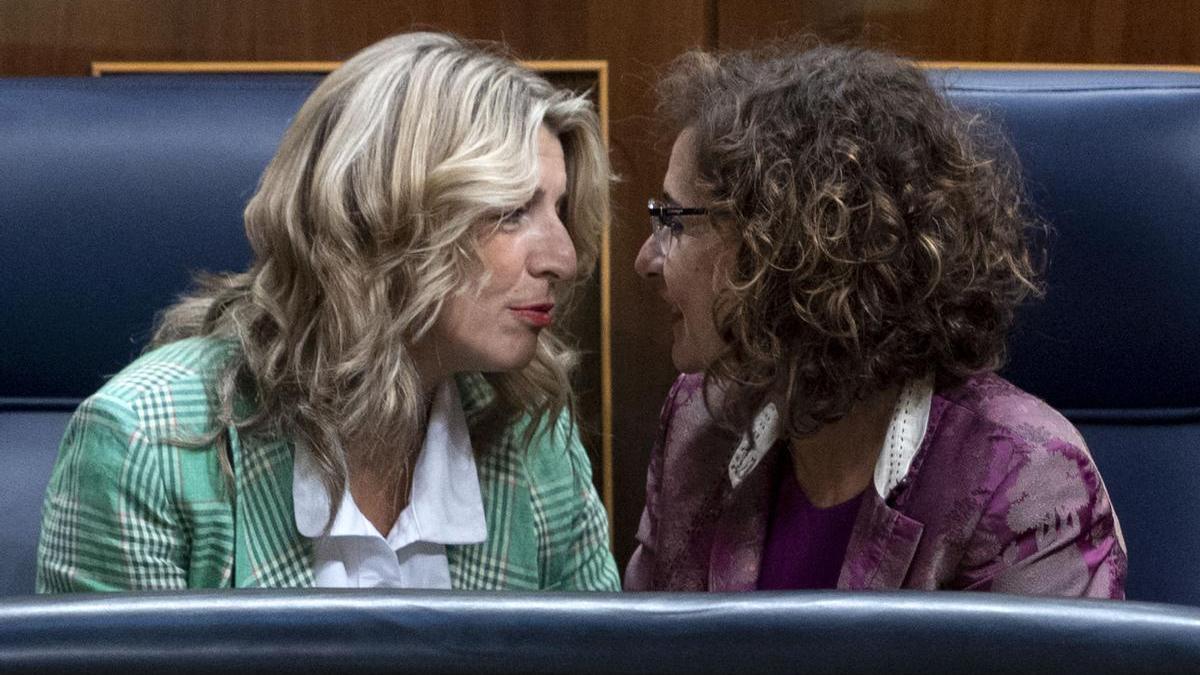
top-left (935, 69), bottom-right (1200, 606)
top-left (0, 75), bottom-right (321, 403)
top-left (1, 590), bottom-right (1198, 673)
top-left (0, 75), bottom-right (320, 596)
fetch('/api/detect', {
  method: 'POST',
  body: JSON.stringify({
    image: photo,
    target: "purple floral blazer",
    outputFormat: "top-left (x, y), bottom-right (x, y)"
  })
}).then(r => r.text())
top-left (624, 372), bottom-right (1127, 597)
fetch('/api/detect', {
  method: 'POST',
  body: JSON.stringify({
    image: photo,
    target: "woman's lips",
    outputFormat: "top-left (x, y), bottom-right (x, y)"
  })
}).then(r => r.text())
top-left (511, 303), bottom-right (555, 328)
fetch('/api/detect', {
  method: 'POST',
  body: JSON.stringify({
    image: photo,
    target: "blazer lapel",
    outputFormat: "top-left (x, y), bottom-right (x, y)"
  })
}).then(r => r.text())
top-left (710, 377), bottom-right (935, 591)
top-left (838, 489), bottom-right (924, 589)
top-left (231, 429), bottom-right (315, 588)
top-left (837, 376), bottom-right (936, 589)
top-left (710, 447), bottom-right (926, 591)
top-left (708, 447), bottom-right (779, 591)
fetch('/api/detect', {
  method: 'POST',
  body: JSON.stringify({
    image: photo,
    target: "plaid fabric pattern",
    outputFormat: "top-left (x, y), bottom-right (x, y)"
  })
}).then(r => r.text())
top-left (37, 337), bottom-right (619, 592)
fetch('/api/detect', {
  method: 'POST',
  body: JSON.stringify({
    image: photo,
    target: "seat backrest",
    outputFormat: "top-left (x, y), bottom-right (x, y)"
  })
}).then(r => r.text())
top-left (5, 70), bottom-right (1198, 605)
top-left (1, 590), bottom-right (1198, 672)
top-left (937, 68), bottom-right (1200, 605)
top-left (0, 75), bottom-right (320, 595)
top-left (0, 411), bottom-right (72, 596)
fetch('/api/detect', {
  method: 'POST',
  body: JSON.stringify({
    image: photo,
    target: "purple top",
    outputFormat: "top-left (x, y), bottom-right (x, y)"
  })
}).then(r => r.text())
top-left (625, 372), bottom-right (1126, 597)
top-left (757, 462), bottom-right (864, 590)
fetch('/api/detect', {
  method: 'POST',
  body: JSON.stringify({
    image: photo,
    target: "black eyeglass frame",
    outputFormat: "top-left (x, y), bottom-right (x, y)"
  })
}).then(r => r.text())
top-left (647, 197), bottom-right (708, 254)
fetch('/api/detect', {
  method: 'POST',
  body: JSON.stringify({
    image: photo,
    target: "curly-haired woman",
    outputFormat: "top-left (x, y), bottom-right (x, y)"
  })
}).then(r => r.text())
top-left (625, 43), bottom-right (1126, 596)
top-left (38, 32), bottom-right (618, 591)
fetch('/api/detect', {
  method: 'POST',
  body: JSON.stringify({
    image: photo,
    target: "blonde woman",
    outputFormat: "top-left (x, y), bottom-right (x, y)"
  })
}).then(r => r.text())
top-left (37, 32), bottom-right (618, 591)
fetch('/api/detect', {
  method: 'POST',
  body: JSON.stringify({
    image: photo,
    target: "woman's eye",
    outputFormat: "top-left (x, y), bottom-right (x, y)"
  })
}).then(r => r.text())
top-left (499, 205), bottom-right (530, 229)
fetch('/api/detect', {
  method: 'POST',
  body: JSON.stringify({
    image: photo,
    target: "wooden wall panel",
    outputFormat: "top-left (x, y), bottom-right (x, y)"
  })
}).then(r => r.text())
top-left (0, 1), bottom-right (587, 70)
top-left (716, 0), bottom-right (1200, 64)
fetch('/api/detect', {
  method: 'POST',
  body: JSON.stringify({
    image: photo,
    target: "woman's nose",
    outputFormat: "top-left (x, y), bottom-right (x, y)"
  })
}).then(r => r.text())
top-left (531, 215), bottom-right (578, 282)
top-left (634, 233), bottom-right (663, 279)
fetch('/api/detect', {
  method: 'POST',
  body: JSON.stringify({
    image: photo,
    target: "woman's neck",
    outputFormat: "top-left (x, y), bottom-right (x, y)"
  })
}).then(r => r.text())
top-left (345, 379), bottom-right (439, 536)
top-left (348, 469), bottom-right (411, 537)
top-left (787, 387), bottom-right (899, 507)
top-left (410, 337), bottom-right (453, 401)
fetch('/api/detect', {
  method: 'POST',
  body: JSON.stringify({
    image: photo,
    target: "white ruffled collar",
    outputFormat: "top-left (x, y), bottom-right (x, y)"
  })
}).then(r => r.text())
top-left (293, 380), bottom-right (487, 546)
top-left (727, 376), bottom-right (934, 497)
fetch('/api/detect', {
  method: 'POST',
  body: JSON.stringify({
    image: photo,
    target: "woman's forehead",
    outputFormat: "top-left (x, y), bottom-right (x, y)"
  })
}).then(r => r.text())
top-left (664, 127), bottom-right (703, 205)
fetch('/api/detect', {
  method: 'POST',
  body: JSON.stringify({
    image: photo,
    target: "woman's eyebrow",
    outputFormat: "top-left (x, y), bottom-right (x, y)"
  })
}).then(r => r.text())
top-left (661, 190), bottom-right (681, 206)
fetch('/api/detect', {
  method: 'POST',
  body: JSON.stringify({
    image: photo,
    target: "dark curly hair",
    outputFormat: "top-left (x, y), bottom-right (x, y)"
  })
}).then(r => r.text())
top-left (657, 41), bottom-right (1044, 437)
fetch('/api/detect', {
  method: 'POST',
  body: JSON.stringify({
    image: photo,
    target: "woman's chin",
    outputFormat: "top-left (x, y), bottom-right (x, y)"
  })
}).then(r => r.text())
top-left (480, 342), bottom-right (539, 374)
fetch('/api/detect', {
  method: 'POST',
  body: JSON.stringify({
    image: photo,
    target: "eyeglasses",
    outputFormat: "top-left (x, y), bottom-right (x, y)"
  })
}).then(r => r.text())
top-left (648, 197), bottom-right (707, 256)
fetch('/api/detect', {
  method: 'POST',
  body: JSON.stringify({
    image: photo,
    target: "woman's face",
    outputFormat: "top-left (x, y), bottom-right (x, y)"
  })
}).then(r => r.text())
top-left (634, 127), bottom-right (728, 374)
top-left (417, 125), bottom-right (577, 381)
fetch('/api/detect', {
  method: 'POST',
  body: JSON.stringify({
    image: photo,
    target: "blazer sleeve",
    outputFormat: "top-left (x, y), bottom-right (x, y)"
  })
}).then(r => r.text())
top-left (624, 374), bottom-right (690, 591)
top-left (960, 439), bottom-right (1127, 598)
top-left (533, 409), bottom-right (620, 591)
top-left (37, 394), bottom-right (190, 592)
top-left (621, 409), bottom-right (669, 591)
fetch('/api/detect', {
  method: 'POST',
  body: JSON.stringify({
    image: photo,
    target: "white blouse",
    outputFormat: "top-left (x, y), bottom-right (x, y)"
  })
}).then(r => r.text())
top-left (292, 381), bottom-right (487, 588)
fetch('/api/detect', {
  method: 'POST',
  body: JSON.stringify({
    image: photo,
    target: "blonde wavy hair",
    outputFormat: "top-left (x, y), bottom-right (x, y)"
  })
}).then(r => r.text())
top-left (153, 32), bottom-right (608, 515)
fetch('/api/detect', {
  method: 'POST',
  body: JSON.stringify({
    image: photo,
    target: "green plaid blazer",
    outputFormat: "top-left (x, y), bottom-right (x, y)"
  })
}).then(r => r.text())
top-left (37, 337), bottom-right (619, 591)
